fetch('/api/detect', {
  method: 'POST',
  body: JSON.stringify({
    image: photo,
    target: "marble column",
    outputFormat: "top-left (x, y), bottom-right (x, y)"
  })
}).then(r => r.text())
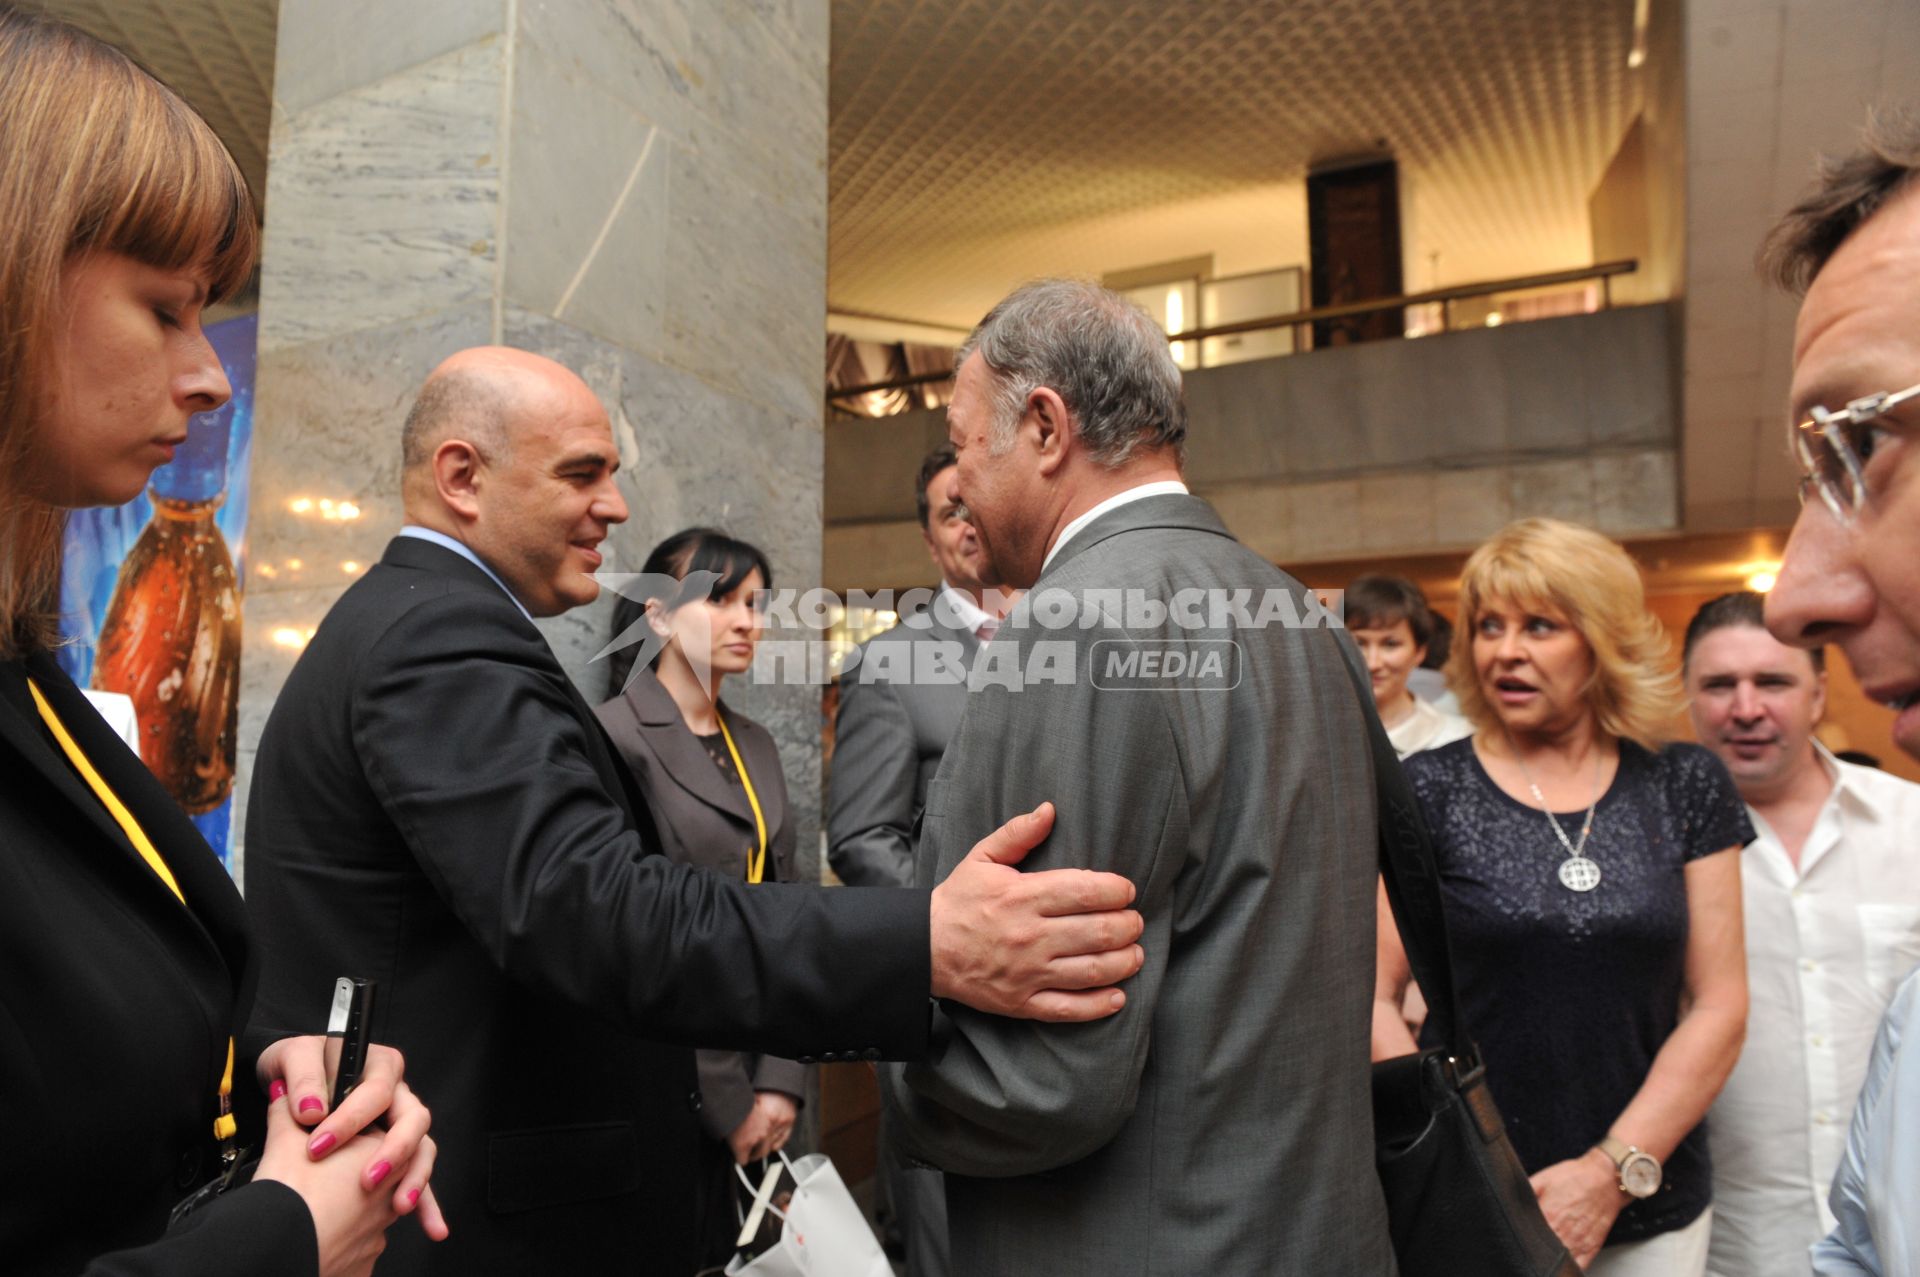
top-left (236, 0), bottom-right (831, 884)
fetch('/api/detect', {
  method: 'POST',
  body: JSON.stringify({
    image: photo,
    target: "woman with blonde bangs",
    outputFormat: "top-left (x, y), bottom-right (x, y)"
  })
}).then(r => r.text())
top-left (1372, 518), bottom-right (1751, 1276)
top-left (0, 11), bottom-right (442, 1276)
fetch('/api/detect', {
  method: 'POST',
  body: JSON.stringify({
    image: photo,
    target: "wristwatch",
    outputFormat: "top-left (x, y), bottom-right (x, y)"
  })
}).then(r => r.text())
top-left (1597, 1136), bottom-right (1662, 1199)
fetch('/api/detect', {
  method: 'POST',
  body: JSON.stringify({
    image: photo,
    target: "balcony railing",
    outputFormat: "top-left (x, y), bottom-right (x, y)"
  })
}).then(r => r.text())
top-left (825, 259), bottom-right (1640, 408)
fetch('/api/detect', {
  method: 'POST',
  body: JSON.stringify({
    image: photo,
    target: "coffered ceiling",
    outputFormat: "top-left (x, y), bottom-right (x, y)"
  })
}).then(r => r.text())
top-left (34, 0), bottom-right (276, 204)
top-left (40, 0), bottom-right (1640, 337)
top-left (830, 0), bottom-right (1639, 327)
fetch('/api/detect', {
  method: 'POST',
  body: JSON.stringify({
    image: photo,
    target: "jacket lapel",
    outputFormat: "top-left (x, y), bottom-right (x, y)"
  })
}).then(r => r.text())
top-left (618, 669), bottom-right (757, 831)
top-left (10, 654), bottom-right (238, 977)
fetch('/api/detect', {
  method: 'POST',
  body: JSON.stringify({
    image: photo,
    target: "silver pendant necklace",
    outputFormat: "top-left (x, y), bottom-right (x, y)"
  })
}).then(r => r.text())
top-left (1510, 743), bottom-right (1604, 891)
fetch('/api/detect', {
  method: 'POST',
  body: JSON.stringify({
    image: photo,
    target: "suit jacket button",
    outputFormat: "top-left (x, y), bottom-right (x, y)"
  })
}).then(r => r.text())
top-left (862, 1047), bottom-right (882, 1061)
top-left (796, 1055), bottom-right (815, 1065)
top-left (820, 1051), bottom-right (840, 1064)
top-left (174, 1147), bottom-right (203, 1189)
top-left (687, 1089), bottom-right (703, 1113)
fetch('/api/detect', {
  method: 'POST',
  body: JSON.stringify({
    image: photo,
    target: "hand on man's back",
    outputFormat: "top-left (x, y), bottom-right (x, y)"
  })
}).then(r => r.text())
top-left (929, 802), bottom-right (1146, 1022)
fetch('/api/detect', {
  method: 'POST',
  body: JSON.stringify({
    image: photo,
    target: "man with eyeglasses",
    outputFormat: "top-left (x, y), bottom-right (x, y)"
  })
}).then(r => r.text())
top-left (1761, 110), bottom-right (1920, 1277)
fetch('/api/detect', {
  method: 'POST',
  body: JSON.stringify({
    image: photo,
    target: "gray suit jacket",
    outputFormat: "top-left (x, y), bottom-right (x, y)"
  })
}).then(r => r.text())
top-left (881, 494), bottom-right (1396, 1275)
top-left (827, 601), bottom-right (980, 888)
top-left (595, 670), bottom-right (808, 1141)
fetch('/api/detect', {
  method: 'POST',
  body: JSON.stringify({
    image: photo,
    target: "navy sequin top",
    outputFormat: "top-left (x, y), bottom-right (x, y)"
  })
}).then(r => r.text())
top-left (1405, 737), bottom-right (1753, 1245)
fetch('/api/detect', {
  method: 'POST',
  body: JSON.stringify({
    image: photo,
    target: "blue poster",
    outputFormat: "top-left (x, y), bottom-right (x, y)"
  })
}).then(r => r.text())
top-left (58, 313), bottom-right (256, 864)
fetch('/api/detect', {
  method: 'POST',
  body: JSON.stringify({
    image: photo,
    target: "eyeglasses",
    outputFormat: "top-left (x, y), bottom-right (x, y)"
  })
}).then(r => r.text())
top-left (1792, 382), bottom-right (1920, 524)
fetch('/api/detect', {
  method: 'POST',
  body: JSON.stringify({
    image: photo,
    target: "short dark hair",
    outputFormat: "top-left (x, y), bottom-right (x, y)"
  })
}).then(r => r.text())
top-left (914, 442), bottom-right (958, 528)
top-left (1761, 107), bottom-right (1920, 295)
top-left (1343, 574), bottom-right (1437, 648)
top-left (606, 527), bottom-right (773, 694)
top-left (1423, 611), bottom-right (1453, 671)
top-left (1682, 591), bottom-right (1824, 672)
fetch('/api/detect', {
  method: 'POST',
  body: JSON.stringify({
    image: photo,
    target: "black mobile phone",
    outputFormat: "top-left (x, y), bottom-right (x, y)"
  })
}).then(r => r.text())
top-left (324, 976), bottom-right (375, 1109)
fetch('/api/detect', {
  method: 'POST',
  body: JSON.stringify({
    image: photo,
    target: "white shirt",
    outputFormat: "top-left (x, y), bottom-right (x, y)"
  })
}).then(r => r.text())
top-left (930, 581), bottom-right (994, 637)
top-left (1707, 748), bottom-right (1920, 1277)
top-left (1813, 968), bottom-right (1920, 1276)
top-left (397, 525), bottom-right (534, 623)
top-left (1040, 480), bottom-right (1189, 572)
top-left (1385, 697), bottom-right (1472, 760)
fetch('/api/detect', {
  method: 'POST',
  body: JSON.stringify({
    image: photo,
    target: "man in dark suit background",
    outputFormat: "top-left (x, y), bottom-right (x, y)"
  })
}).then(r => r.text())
top-left (828, 442), bottom-right (1010, 1274)
top-left (243, 346), bottom-right (1146, 1275)
top-left (829, 441), bottom-right (1009, 889)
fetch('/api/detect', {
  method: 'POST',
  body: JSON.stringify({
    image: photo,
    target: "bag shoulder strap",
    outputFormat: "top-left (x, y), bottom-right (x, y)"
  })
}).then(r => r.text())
top-left (1331, 635), bottom-right (1470, 1058)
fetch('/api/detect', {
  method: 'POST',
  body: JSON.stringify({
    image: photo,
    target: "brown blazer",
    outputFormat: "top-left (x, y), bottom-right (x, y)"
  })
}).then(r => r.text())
top-left (595, 668), bottom-right (807, 1140)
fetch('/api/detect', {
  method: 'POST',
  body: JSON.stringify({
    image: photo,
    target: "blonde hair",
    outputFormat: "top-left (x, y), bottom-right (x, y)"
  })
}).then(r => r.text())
top-left (0, 7), bottom-right (259, 656)
top-left (1448, 518), bottom-right (1681, 751)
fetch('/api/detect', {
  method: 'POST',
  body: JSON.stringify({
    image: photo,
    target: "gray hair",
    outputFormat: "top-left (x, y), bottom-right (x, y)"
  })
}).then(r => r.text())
top-left (958, 279), bottom-right (1187, 467)
top-left (401, 366), bottom-right (511, 470)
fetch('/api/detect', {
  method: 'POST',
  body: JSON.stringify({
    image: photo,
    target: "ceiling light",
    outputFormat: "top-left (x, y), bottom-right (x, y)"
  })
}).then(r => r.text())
top-left (1746, 569), bottom-right (1778, 592)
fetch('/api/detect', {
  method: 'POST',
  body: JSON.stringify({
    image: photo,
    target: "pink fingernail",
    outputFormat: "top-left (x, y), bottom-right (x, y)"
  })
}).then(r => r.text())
top-left (268, 1080), bottom-right (287, 1102)
top-left (406, 1188), bottom-right (421, 1207)
top-left (367, 1160), bottom-right (392, 1187)
top-left (308, 1131), bottom-right (337, 1156)
top-left (297, 1096), bottom-right (324, 1116)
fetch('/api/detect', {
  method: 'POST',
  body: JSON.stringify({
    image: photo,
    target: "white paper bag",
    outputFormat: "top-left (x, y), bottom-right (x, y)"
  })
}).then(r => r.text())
top-left (724, 1152), bottom-right (891, 1277)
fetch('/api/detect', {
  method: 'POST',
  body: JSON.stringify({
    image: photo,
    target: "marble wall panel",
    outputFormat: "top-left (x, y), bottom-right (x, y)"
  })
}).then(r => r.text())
top-left (502, 41), bottom-right (666, 347)
top-left (248, 304), bottom-right (496, 578)
top-left (662, 131), bottom-right (825, 423)
top-left (1593, 449), bottom-right (1683, 535)
top-left (274, 0), bottom-right (505, 116)
top-left (260, 41), bottom-right (504, 354)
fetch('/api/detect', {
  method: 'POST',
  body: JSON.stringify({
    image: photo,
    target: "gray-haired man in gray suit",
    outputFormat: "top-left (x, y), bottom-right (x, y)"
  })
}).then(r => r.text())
top-left (882, 280), bottom-right (1396, 1274)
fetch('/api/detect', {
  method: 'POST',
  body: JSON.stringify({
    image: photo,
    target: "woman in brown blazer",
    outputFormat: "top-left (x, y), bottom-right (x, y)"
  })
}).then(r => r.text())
top-left (594, 528), bottom-right (807, 1269)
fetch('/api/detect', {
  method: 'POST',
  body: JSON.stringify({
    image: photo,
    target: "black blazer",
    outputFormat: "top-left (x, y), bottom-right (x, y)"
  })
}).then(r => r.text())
top-left (595, 669), bottom-right (808, 1141)
top-left (243, 536), bottom-right (931, 1276)
top-left (0, 653), bottom-right (316, 1277)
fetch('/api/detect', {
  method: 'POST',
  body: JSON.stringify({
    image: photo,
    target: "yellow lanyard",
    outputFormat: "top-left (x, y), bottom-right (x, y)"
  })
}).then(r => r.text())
top-left (27, 678), bottom-right (238, 1145)
top-left (715, 713), bottom-right (769, 884)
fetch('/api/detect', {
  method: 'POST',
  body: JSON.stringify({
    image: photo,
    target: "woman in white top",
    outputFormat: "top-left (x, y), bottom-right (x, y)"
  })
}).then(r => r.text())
top-left (1345, 574), bottom-right (1472, 758)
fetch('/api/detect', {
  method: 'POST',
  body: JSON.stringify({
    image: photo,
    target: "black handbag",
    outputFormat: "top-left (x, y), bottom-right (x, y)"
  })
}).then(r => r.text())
top-left (1337, 647), bottom-right (1580, 1277)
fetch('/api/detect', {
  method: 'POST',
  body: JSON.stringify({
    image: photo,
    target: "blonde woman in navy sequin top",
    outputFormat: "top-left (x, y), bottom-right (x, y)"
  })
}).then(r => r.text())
top-left (1371, 518), bottom-right (1752, 1277)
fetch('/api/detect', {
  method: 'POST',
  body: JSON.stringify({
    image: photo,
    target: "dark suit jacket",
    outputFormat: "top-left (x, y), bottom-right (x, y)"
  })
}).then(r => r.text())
top-left (827, 599), bottom-right (980, 888)
top-left (594, 669), bottom-right (807, 1140)
top-left (244, 536), bottom-right (931, 1276)
top-left (0, 654), bottom-right (317, 1277)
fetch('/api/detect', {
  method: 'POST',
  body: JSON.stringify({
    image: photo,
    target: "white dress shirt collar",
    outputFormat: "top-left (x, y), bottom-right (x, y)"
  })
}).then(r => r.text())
top-left (1040, 480), bottom-right (1190, 572)
top-left (934, 581), bottom-right (994, 636)
top-left (397, 525), bottom-right (535, 623)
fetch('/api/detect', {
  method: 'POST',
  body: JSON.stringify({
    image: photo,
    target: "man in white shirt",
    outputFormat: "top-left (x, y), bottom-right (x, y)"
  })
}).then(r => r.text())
top-left (1683, 592), bottom-right (1920, 1277)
